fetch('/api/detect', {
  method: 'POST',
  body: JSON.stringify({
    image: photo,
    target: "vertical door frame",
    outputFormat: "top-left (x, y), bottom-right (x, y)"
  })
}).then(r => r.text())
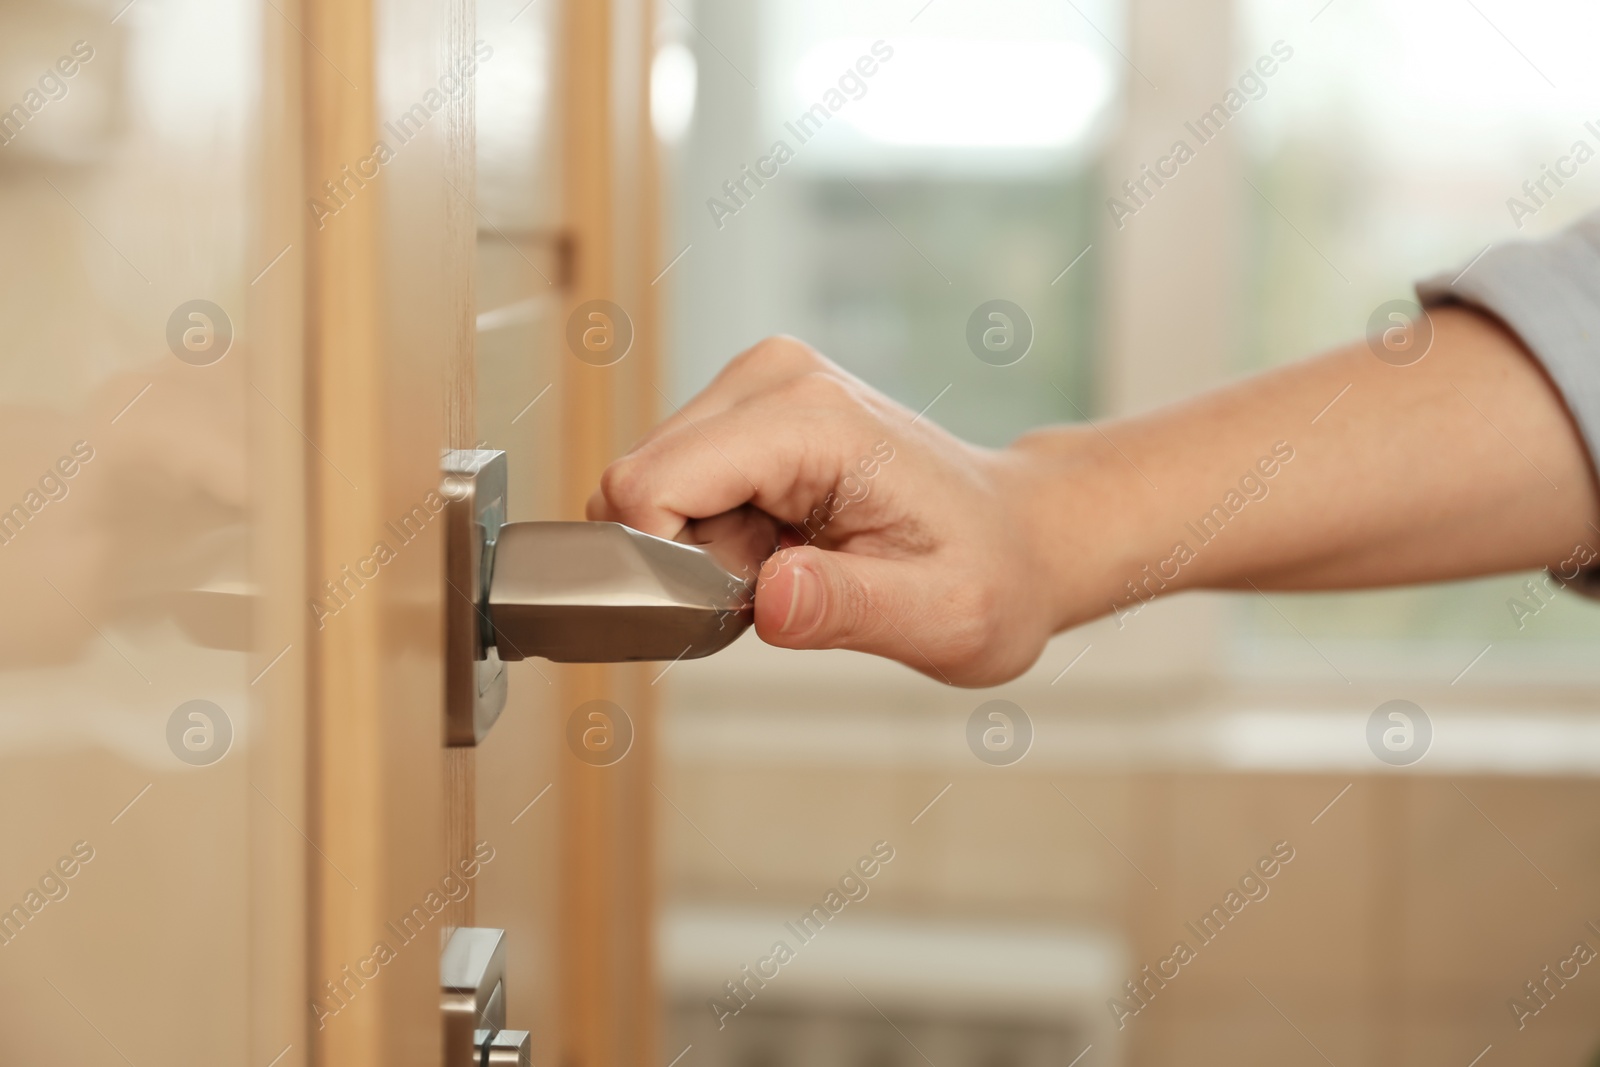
top-left (559, 0), bottom-right (664, 1064)
top-left (253, 3), bottom-right (311, 1066)
top-left (297, 0), bottom-right (476, 1063)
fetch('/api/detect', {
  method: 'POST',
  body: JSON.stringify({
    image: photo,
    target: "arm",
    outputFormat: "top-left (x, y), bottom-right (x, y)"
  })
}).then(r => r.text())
top-left (590, 308), bottom-right (1600, 686)
top-left (1022, 305), bottom-right (1600, 605)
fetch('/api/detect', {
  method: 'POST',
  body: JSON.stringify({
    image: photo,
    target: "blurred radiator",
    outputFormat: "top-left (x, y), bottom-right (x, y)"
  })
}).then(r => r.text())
top-left (660, 906), bottom-right (1126, 1067)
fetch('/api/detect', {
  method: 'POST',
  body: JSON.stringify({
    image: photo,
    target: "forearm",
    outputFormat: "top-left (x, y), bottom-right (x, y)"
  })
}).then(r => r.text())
top-left (1013, 307), bottom-right (1600, 630)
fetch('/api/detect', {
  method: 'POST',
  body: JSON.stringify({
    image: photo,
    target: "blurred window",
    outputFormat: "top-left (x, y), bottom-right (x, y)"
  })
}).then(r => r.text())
top-left (665, 0), bottom-right (1122, 448)
top-left (1232, 0), bottom-right (1600, 668)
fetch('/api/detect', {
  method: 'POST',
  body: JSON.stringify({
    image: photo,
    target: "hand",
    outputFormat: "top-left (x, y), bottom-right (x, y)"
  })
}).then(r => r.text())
top-left (591, 310), bottom-right (1600, 686)
top-left (588, 336), bottom-right (1065, 686)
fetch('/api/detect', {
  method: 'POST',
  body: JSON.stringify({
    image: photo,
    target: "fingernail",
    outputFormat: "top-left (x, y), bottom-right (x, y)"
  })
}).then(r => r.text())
top-left (782, 562), bottom-right (824, 636)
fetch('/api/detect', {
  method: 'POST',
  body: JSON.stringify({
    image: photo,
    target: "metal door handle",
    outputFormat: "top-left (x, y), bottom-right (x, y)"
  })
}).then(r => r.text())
top-left (488, 519), bottom-right (762, 663)
top-left (444, 450), bottom-right (775, 745)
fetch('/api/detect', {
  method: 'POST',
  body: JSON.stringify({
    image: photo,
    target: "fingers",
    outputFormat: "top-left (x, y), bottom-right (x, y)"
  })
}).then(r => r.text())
top-left (621, 336), bottom-right (842, 459)
top-left (594, 373), bottom-right (885, 538)
top-left (681, 505), bottom-right (781, 579)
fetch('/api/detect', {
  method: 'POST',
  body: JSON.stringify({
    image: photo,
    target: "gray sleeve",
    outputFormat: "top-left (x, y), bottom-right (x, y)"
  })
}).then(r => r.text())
top-left (1416, 211), bottom-right (1600, 597)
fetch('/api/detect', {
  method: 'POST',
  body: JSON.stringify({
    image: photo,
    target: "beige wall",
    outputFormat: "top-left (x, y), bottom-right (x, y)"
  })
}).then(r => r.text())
top-left (657, 639), bottom-right (1600, 1066)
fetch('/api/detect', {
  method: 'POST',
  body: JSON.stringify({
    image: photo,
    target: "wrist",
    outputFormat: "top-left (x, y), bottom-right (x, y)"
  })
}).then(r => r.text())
top-left (1001, 425), bottom-right (1163, 632)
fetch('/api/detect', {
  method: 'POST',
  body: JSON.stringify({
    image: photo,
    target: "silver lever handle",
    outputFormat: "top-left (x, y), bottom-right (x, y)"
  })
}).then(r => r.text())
top-left (443, 449), bottom-right (777, 746)
top-left (488, 516), bottom-right (773, 663)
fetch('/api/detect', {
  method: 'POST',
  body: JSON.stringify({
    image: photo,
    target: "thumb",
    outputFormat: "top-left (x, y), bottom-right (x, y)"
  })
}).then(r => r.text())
top-left (753, 545), bottom-right (936, 668)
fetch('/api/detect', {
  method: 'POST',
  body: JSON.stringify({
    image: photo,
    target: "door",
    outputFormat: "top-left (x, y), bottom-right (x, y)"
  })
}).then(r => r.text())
top-left (0, 0), bottom-right (318, 1062)
top-left (0, 0), bottom-right (661, 1064)
top-left (0, 0), bottom-right (473, 1063)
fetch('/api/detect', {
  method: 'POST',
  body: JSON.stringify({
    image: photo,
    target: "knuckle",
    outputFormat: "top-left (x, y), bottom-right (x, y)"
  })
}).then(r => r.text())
top-left (599, 455), bottom-right (646, 506)
top-left (731, 335), bottom-right (820, 376)
top-left (827, 565), bottom-right (876, 642)
top-left (766, 333), bottom-right (821, 360)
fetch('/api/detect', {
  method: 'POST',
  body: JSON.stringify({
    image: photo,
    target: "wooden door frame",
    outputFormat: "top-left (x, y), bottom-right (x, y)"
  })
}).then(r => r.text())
top-left (559, 0), bottom-right (664, 1065)
top-left (298, 0), bottom-right (475, 1064)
